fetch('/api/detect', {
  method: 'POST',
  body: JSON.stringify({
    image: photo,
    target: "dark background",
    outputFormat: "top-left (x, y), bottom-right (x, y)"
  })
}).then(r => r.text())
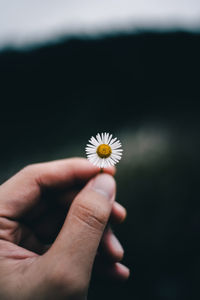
top-left (0, 31), bottom-right (200, 299)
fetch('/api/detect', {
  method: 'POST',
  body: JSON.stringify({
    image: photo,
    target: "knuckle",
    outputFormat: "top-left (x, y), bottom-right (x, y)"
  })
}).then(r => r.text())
top-left (74, 200), bottom-right (109, 232)
top-left (21, 163), bottom-right (39, 174)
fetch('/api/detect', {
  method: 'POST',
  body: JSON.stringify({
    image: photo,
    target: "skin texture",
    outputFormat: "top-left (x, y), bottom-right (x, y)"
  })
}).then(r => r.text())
top-left (0, 158), bottom-right (129, 300)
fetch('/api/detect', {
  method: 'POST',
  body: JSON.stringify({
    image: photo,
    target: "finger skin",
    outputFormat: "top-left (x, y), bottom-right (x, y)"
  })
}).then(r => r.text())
top-left (94, 256), bottom-right (130, 282)
top-left (111, 202), bottom-right (127, 224)
top-left (45, 174), bottom-right (116, 282)
top-left (99, 203), bottom-right (126, 262)
top-left (100, 228), bottom-right (124, 262)
top-left (0, 158), bottom-right (115, 219)
top-left (56, 191), bottom-right (126, 225)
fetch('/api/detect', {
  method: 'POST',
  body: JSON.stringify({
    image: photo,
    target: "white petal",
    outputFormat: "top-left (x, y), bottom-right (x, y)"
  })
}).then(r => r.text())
top-left (112, 149), bottom-right (123, 155)
top-left (86, 146), bottom-right (96, 150)
top-left (112, 147), bottom-right (123, 151)
top-left (88, 152), bottom-right (97, 159)
top-left (105, 158), bottom-right (110, 168)
top-left (91, 156), bottom-right (98, 166)
top-left (111, 154), bottom-right (121, 161)
top-left (101, 133), bottom-right (105, 143)
top-left (87, 153), bottom-right (98, 159)
top-left (110, 154), bottom-right (120, 160)
top-left (86, 143), bottom-right (96, 148)
top-left (100, 159), bottom-right (104, 168)
top-left (85, 147), bottom-right (96, 152)
top-left (104, 133), bottom-right (108, 144)
top-left (107, 160), bottom-right (112, 167)
top-left (104, 159), bottom-right (109, 167)
top-left (103, 159), bottom-right (108, 168)
top-left (89, 156), bottom-right (97, 164)
top-left (86, 150), bottom-right (96, 154)
top-left (107, 134), bottom-right (113, 144)
top-left (96, 158), bottom-right (102, 168)
top-left (108, 157), bottom-right (116, 166)
top-left (107, 158), bottom-right (111, 167)
top-left (109, 138), bottom-right (118, 146)
top-left (96, 133), bottom-right (102, 144)
top-left (111, 146), bottom-right (121, 151)
top-left (88, 158), bottom-right (95, 166)
top-left (85, 150), bottom-right (96, 154)
top-left (111, 152), bottom-right (121, 158)
top-left (101, 161), bottom-right (105, 168)
top-left (111, 155), bottom-right (122, 160)
top-left (112, 150), bottom-right (123, 154)
top-left (110, 142), bottom-right (121, 149)
top-left (86, 149), bottom-right (96, 153)
top-left (89, 136), bottom-right (99, 147)
top-left (111, 160), bottom-right (119, 165)
top-left (103, 133), bottom-right (106, 144)
top-left (86, 151), bottom-right (96, 156)
top-left (96, 157), bottom-right (102, 166)
top-left (110, 154), bottom-right (119, 161)
top-left (88, 158), bottom-right (95, 165)
top-left (86, 145), bottom-right (96, 149)
top-left (104, 132), bottom-right (107, 144)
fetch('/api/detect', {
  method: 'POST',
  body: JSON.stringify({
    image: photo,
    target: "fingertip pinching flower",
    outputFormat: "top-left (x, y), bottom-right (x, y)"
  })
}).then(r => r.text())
top-left (85, 132), bottom-right (123, 168)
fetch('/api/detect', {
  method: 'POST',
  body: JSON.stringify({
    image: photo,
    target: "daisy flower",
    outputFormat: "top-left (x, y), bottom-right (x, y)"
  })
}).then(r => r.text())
top-left (85, 132), bottom-right (123, 168)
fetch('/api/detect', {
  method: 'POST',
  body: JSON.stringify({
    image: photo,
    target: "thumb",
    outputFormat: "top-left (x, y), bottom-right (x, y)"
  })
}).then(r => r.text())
top-left (47, 173), bottom-right (116, 280)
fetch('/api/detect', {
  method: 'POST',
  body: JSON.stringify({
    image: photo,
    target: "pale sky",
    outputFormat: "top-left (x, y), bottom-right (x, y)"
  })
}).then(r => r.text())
top-left (0, 0), bottom-right (200, 48)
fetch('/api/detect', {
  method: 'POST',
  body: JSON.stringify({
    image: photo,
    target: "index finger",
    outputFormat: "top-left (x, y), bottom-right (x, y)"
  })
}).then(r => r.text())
top-left (0, 157), bottom-right (115, 219)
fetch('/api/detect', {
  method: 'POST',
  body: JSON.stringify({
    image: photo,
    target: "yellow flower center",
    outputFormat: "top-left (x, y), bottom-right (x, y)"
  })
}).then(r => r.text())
top-left (97, 144), bottom-right (112, 158)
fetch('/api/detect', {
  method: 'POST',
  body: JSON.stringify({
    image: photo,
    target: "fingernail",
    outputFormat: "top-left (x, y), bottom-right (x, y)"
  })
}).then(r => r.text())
top-left (114, 202), bottom-right (127, 222)
top-left (91, 173), bottom-right (115, 200)
top-left (115, 263), bottom-right (130, 279)
top-left (110, 234), bottom-right (124, 257)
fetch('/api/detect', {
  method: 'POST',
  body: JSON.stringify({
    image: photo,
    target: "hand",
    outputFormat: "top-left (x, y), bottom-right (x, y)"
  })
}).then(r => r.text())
top-left (0, 158), bottom-right (129, 300)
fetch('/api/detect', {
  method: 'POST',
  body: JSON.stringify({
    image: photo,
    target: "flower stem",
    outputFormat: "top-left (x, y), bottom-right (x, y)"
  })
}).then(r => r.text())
top-left (100, 168), bottom-right (104, 173)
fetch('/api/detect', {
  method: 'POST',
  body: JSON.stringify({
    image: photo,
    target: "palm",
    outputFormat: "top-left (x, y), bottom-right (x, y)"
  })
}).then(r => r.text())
top-left (1, 186), bottom-right (80, 256)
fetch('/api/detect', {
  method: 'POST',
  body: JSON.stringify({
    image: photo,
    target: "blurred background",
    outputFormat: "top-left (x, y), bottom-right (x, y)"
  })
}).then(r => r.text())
top-left (0, 0), bottom-right (200, 299)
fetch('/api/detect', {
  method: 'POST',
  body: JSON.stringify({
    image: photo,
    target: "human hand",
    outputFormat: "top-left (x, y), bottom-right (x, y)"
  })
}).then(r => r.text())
top-left (0, 158), bottom-right (129, 300)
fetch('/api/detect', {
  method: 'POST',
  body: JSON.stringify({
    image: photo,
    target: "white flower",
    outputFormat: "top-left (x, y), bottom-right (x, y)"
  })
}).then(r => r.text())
top-left (85, 132), bottom-right (123, 168)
